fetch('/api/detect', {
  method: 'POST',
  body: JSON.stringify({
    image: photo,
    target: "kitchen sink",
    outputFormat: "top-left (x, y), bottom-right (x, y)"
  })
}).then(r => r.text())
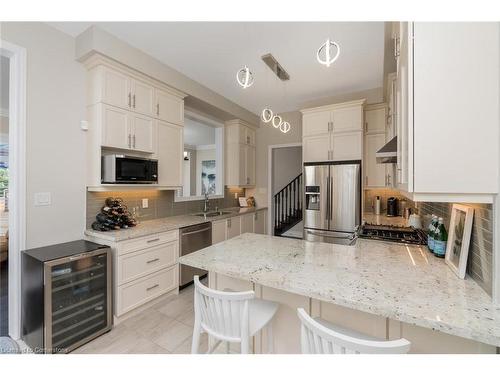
top-left (194, 211), bottom-right (232, 218)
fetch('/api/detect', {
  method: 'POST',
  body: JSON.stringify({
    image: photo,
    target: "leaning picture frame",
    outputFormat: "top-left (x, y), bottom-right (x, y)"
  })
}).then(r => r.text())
top-left (445, 204), bottom-right (474, 279)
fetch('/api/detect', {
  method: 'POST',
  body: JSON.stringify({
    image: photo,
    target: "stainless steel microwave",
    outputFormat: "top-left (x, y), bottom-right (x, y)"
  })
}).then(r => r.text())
top-left (101, 154), bottom-right (158, 184)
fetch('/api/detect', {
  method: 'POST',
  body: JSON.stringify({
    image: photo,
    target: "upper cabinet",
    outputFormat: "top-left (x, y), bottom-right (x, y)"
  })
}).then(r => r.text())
top-left (225, 119), bottom-right (257, 187)
top-left (84, 55), bottom-right (186, 187)
top-left (301, 99), bottom-right (365, 163)
top-left (394, 22), bottom-right (499, 203)
top-left (155, 88), bottom-right (184, 126)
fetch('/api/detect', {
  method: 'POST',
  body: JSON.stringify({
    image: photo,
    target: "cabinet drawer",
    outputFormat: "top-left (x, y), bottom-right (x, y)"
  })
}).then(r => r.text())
top-left (116, 265), bottom-right (178, 316)
top-left (116, 241), bottom-right (178, 285)
top-left (117, 231), bottom-right (178, 256)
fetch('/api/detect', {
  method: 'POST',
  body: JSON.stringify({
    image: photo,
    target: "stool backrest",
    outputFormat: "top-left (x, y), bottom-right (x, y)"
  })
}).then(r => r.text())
top-left (297, 308), bottom-right (411, 354)
top-left (193, 275), bottom-right (255, 343)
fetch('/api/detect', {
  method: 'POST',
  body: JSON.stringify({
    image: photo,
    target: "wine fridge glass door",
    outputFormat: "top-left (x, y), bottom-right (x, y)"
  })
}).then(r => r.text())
top-left (43, 248), bottom-right (112, 353)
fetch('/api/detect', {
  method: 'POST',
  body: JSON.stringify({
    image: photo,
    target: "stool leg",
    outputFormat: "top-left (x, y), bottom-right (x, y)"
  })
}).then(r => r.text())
top-left (191, 323), bottom-right (201, 354)
top-left (267, 323), bottom-right (274, 354)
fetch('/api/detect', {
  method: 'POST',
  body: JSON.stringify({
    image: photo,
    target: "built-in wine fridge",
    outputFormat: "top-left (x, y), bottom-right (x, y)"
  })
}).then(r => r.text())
top-left (22, 240), bottom-right (112, 354)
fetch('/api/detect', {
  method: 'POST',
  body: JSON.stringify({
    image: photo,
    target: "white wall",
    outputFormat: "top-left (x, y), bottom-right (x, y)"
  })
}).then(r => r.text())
top-left (272, 146), bottom-right (302, 195)
top-left (1, 22), bottom-right (87, 248)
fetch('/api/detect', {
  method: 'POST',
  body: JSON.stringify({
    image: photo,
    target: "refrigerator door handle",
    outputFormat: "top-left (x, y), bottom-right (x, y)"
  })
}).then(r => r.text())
top-left (329, 175), bottom-right (334, 227)
top-left (325, 175), bottom-right (330, 221)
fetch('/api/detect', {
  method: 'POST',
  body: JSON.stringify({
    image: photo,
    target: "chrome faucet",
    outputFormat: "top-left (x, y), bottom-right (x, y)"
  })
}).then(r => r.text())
top-left (203, 192), bottom-right (210, 213)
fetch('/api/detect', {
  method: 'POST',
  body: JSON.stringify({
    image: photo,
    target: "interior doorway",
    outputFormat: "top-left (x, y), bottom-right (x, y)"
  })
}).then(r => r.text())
top-left (267, 143), bottom-right (303, 238)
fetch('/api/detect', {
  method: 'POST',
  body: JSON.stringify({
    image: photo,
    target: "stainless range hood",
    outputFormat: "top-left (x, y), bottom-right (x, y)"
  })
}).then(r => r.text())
top-left (376, 136), bottom-right (397, 164)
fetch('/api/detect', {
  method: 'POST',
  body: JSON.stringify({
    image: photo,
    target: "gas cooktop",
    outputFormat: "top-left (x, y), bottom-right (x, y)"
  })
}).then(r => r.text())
top-left (357, 223), bottom-right (427, 245)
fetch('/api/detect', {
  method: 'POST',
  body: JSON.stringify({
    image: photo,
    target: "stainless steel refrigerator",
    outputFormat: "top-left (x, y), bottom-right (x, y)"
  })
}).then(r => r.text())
top-left (303, 161), bottom-right (361, 245)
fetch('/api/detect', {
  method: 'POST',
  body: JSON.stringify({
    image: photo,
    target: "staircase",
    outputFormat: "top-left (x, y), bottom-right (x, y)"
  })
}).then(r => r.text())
top-left (273, 173), bottom-right (303, 236)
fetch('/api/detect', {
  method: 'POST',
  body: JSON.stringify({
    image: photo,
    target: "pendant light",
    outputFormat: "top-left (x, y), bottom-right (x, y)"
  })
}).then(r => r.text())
top-left (261, 108), bottom-right (273, 123)
top-left (236, 66), bottom-right (254, 88)
top-left (316, 38), bottom-right (340, 67)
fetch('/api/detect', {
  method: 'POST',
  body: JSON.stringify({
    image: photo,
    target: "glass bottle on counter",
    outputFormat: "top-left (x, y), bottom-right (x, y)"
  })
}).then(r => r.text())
top-left (427, 215), bottom-right (438, 252)
top-left (433, 217), bottom-right (448, 258)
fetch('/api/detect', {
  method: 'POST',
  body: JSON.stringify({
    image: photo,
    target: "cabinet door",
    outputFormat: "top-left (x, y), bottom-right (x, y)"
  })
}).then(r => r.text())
top-left (302, 111), bottom-right (331, 137)
top-left (331, 131), bottom-right (362, 161)
top-left (245, 145), bottom-right (256, 186)
top-left (245, 127), bottom-right (256, 146)
top-left (212, 220), bottom-right (227, 244)
top-left (332, 106), bottom-right (363, 133)
top-left (254, 210), bottom-right (266, 234)
top-left (365, 107), bottom-right (386, 134)
top-left (240, 214), bottom-right (254, 234)
top-left (155, 89), bottom-right (184, 125)
top-left (101, 105), bottom-right (131, 149)
top-left (303, 134), bottom-right (331, 162)
top-left (131, 79), bottom-right (155, 116)
top-left (226, 217), bottom-right (241, 239)
top-left (102, 68), bottom-right (131, 109)
top-left (365, 134), bottom-right (387, 188)
top-left (131, 114), bottom-right (155, 153)
top-left (225, 143), bottom-right (246, 186)
top-left (157, 120), bottom-right (183, 186)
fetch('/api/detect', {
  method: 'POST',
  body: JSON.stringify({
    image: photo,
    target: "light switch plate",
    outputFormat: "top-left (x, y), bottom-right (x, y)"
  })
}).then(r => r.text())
top-left (142, 198), bottom-right (149, 208)
top-left (34, 192), bottom-right (51, 206)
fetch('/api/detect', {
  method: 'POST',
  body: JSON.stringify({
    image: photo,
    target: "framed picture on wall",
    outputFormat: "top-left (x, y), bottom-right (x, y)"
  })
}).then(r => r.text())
top-left (445, 204), bottom-right (474, 279)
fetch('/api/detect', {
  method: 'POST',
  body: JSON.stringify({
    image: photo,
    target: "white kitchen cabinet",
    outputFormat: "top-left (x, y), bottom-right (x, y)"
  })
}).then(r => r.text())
top-left (394, 22), bottom-right (499, 202)
top-left (226, 216), bottom-right (241, 239)
top-left (364, 104), bottom-right (387, 134)
top-left (131, 79), bottom-right (155, 116)
top-left (254, 210), bottom-right (266, 234)
top-left (364, 134), bottom-right (387, 188)
top-left (101, 104), bottom-right (130, 150)
top-left (301, 100), bottom-right (365, 163)
top-left (97, 66), bottom-right (131, 109)
top-left (240, 214), bottom-right (254, 234)
top-left (130, 113), bottom-right (155, 153)
top-left (225, 120), bottom-right (257, 187)
top-left (155, 88), bottom-right (184, 125)
top-left (212, 220), bottom-right (227, 245)
top-left (156, 120), bottom-right (183, 187)
top-left (302, 134), bottom-right (331, 162)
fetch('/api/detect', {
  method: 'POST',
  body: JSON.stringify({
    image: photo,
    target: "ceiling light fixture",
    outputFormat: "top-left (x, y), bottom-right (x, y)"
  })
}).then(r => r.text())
top-left (272, 115), bottom-right (282, 128)
top-left (261, 108), bottom-right (273, 123)
top-left (280, 121), bottom-right (291, 134)
top-left (236, 66), bottom-right (254, 88)
top-left (316, 38), bottom-right (340, 67)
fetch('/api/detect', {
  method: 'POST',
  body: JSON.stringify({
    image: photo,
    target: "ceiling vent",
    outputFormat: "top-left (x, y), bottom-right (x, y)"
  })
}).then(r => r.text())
top-left (261, 53), bottom-right (290, 81)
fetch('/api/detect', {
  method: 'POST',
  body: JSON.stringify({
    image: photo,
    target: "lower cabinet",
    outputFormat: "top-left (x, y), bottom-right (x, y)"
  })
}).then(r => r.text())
top-left (86, 230), bottom-right (180, 320)
top-left (211, 209), bottom-right (268, 244)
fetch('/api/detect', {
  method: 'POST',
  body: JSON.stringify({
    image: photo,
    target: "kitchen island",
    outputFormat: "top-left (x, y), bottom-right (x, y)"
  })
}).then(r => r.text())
top-left (179, 233), bottom-right (500, 354)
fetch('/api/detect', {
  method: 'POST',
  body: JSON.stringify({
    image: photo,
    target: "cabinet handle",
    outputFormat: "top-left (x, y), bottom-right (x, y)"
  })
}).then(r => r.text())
top-left (147, 238), bottom-right (160, 243)
top-left (128, 93), bottom-right (131, 107)
top-left (128, 134), bottom-right (131, 148)
top-left (247, 135), bottom-right (250, 144)
top-left (156, 103), bottom-right (160, 116)
top-left (133, 94), bottom-right (136, 108)
top-left (147, 258), bottom-right (160, 264)
top-left (133, 134), bottom-right (136, 148)
top-left (227, 219), bottom-right (231, 228)
top-left (365, 176), bottom-right (368, 186)
top-left (146, 284), bottom-right (159, 291)
top-left (385, 174), bottom-right (388, 186)
top-left (387, 174), bottom-right (391, 186)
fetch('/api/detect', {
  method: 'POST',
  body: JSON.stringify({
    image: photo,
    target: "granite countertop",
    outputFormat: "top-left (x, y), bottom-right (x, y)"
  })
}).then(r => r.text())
top-left (179, 233), bottom-right (500, 347)
top-left (84, 206), bottom-right (267, 242)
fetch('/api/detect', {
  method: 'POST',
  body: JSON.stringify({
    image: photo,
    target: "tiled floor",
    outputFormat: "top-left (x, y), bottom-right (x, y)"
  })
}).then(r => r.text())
top-left (73, 283), bottom-right (209, 354)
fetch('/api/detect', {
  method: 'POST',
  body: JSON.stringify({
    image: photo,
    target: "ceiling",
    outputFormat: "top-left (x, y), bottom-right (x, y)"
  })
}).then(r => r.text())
top-left (50, 22), bottom-right (385, 115)
top-left (184, 118), bottom-right (215, 146)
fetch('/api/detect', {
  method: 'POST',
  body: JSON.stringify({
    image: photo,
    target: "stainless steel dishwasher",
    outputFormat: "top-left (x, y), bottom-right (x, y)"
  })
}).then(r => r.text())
top-left (179, 222), bottom-right (212, 288)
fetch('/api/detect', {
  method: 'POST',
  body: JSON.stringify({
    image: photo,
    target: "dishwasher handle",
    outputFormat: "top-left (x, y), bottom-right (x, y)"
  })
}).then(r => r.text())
top-left (181, 227), bottom-right (211, 236)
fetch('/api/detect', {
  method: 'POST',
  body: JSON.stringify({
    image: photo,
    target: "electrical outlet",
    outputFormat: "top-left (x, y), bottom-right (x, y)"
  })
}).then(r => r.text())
top-left (34, 192), bottom-right (51, 206)
top-left (142, 198), bottom-right (149, 209)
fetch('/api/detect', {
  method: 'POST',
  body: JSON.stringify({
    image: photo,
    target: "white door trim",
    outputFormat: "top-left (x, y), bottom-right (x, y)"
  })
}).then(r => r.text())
top-left (267, 143), bottom-right (302, 236)
top-left (1, 39), bottom-right (27, 340)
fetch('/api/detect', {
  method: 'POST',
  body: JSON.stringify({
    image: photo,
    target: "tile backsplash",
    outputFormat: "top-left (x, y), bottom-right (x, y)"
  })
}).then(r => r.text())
top-left (86, 187), bottom-right (246, 229)
top-left (419, 202), bottom-right (493, 296)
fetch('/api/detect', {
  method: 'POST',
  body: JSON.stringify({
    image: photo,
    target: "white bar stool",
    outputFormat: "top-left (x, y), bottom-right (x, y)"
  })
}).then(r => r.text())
top-left (191, 275), bottom-right (279, 354)
top-left (297, 308), bottom-right (411, 354)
